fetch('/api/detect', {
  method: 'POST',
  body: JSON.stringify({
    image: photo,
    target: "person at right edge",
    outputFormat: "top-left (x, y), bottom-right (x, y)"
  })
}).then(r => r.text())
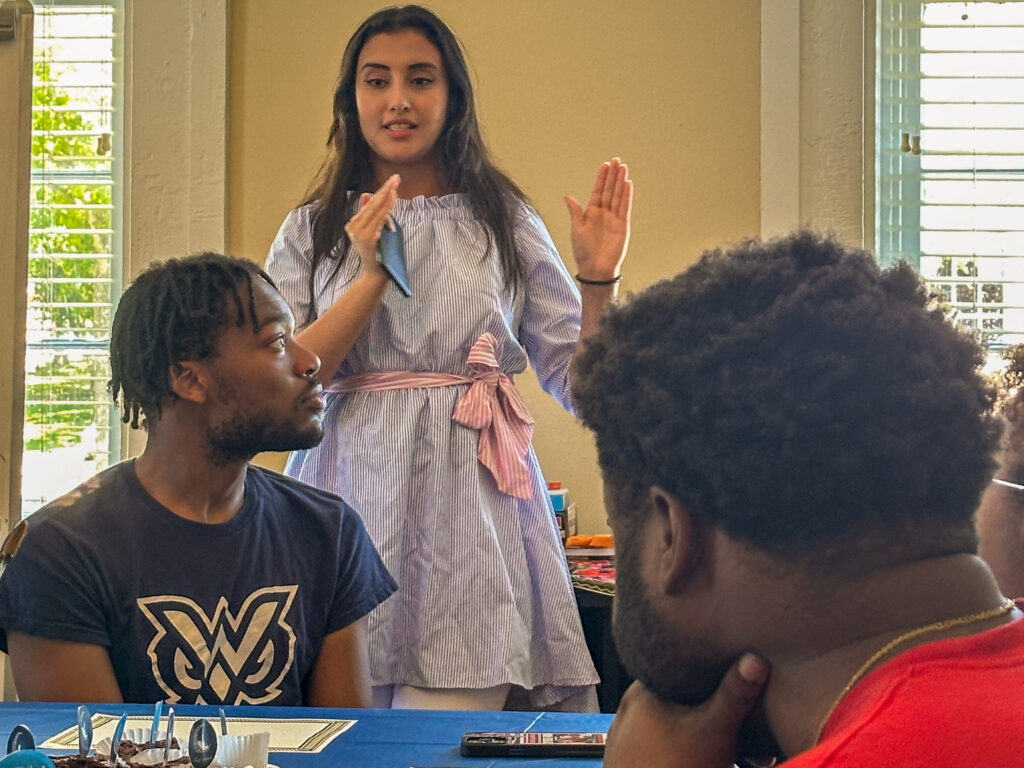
top-left (265, 5), bottom-right (630, 711)
top-left (975, 344), bottom-right (1024, 599)
top-left (572, 231), bottom-right (1024, 766)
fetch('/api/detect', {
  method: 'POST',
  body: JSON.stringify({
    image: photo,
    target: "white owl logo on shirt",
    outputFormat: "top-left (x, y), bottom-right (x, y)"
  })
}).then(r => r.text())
top-left (137, 586), bottom-right (297, 704)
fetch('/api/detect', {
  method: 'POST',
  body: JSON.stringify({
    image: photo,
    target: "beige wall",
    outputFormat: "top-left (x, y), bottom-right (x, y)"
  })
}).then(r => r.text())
top-left (227, 0), bottom-right (762, 532)
top-left (0, 0), bottom-right (875, 551)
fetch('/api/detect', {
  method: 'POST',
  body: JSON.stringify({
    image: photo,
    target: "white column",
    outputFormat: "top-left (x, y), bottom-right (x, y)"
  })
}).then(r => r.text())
top-left (0, 0), bottom-right (34, 701)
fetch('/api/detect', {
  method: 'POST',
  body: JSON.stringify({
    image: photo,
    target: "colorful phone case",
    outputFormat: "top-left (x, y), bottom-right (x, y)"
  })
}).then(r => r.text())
top-left (460, 731), bottom-right (606, 757)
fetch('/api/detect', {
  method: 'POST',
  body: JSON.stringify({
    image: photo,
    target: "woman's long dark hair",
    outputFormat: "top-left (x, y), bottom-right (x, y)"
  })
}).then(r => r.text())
top-left (302, 5), bottom-right (529, 323)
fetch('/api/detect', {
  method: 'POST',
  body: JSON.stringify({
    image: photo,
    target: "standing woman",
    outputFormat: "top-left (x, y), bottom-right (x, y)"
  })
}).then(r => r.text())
top-left (266, 5), bottom-right (631, 711)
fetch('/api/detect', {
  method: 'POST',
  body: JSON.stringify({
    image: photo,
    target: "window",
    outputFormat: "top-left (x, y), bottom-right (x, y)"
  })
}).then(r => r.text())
top-left (877, 1), bottom-right (1024, 358)
top-left (24, 1), bottom-right (123, 514)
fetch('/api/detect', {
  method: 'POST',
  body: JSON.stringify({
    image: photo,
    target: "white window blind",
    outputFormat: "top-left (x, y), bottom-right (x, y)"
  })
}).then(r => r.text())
top-left (24, 0), bottom-right (123, 514)
top-left (877, 1), bottom-right (1024, 356)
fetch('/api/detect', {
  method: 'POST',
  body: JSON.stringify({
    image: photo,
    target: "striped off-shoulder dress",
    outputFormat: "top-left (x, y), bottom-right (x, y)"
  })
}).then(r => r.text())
top-left (265, 194), bottom-right (599, 710)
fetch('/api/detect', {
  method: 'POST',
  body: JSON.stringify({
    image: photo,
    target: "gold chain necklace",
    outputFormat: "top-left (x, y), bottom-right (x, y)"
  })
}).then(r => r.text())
top-left (814, 597), bottom-right (1016, 744)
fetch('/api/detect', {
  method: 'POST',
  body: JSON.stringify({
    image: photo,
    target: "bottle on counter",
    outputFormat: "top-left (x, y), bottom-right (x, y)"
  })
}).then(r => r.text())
top-left (548, 481), bottom-right (577, 542)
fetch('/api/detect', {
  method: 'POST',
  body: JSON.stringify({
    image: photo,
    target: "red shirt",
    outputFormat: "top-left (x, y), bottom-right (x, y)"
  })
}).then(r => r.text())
top-left (783, 604), bottom-right (1024, 766)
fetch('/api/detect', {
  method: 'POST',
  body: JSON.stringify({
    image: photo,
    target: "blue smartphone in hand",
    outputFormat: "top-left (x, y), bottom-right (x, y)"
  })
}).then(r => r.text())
top-left (377, 219), bottom-right (411, 297)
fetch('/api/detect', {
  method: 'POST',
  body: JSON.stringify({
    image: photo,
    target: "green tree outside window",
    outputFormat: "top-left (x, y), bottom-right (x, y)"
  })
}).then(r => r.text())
top-left (25, 51), bottom-right (115, 453)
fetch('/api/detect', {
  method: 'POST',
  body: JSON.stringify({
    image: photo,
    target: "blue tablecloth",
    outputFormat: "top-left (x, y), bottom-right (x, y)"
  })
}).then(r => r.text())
top-left (0, 703), bottom-right (613, 768)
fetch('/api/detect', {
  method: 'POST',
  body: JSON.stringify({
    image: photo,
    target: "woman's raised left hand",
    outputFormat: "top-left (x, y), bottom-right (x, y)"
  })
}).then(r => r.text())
top-left (565, 157), bottom-right (633, 282)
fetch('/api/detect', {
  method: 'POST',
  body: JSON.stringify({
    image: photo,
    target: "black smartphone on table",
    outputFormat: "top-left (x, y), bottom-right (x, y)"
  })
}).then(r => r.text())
top-left (377, 219), bottom-right (411, 297)
top-left (460, 731), bottom-right (606, 757)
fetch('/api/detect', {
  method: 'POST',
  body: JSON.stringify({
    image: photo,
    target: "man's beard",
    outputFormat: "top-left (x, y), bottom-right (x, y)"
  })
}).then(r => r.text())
top-left (612, 543), bottom-right (782, 761)
top-left (206, 408), bottom-right (323, 464)
top-left (612, 548), bottom-right (729, 706)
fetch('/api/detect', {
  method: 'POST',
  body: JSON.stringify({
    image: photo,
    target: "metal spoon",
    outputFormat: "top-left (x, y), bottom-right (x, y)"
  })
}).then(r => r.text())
top-left (76, 706), bottom-right (92, 758)
top-left (148, 702), bottom-right (163, 747)
top-left (217, 709), bottom-right (227, 737)
top-left (6, 726), bottom-right (34, 754)
top-left (187, 719), bottom-right (216, 768)
top-left (162, 709), bottom-right (175, 765)
top-left (108, 714), bottom-right (127, 765)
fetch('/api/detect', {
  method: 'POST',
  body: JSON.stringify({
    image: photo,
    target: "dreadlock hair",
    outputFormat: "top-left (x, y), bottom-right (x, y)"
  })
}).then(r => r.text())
top-left (572, 230), bottom-right (1002, 567)
top-left (107, 252), bottom-right (274, 429)
top-left (300, 4), bottom-right (530, 324)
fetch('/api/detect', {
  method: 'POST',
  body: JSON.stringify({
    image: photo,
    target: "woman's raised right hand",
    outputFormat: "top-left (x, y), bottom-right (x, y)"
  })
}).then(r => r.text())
top-left (344, 174), bottom-right (401, 274)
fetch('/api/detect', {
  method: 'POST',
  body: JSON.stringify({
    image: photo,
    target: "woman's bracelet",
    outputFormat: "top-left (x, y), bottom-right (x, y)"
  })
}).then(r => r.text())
top-left (575, 273), bottom-right (622, 285)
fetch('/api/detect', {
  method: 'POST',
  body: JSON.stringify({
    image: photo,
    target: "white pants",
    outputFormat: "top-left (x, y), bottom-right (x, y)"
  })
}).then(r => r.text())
top-left (371, 683), bottom-right (511, 710)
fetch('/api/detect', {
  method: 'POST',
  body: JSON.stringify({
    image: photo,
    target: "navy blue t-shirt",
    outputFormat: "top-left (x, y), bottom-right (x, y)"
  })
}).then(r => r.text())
top-left (0, 461), bottom-right (396, 705)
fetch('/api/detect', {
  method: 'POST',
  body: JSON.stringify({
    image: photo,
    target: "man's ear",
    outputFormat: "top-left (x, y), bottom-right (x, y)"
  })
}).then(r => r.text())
top-left (648, 486), bottom-right (704, 595)
top-left (167, 361), bottom-right (208, 404)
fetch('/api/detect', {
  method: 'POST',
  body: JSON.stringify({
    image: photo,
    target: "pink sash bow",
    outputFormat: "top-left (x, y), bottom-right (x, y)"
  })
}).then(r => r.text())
top-left (451, 333), bottom-right (535, 499)
top-left (327, 332), bottom-right (535, 499)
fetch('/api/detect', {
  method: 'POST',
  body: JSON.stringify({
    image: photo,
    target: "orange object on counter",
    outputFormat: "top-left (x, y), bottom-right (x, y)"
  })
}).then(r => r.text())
top-left (565, 534), bottom-right (614, 549)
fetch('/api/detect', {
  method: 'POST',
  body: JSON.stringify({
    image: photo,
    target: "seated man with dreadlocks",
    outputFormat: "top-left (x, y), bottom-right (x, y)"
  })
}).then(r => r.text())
top-left (0, 253), bottom-right (396, 706)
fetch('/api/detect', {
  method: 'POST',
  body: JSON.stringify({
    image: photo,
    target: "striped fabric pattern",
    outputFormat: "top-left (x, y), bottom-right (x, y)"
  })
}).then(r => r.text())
top-left (452, 332), bottom-right (535, 499)
top-left (330, 333), bottom-right (535, 499)
top-left (265, 195), bottom-right (598, 711)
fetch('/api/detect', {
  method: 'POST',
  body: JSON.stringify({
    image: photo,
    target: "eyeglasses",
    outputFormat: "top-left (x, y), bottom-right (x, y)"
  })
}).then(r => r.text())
top-left (992, 477), bottom-right (1024, 492)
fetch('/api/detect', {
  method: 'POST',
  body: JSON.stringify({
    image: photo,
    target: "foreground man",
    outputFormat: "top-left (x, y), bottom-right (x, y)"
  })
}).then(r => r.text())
top-left (0, 253), bottom-right (396, 705)
top-left (573, 232), bottom-right (1024, 766)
